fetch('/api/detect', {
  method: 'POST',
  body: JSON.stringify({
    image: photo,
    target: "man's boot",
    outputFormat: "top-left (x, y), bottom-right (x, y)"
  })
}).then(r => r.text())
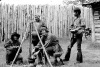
top-left (76, 51), bottom-right (83, 63)
top-left (59, 58), bottom-right (64, 65)
top-left (16, 56), bottom-right (23, 64)
top-left (6, 53), bottom-right (12, 65)
top-left (63, 48), bottom-right (71, 61)
top-left (53, 59), bottom-right (58, 66)
top-left (28, 57), bottom-right (36, 63)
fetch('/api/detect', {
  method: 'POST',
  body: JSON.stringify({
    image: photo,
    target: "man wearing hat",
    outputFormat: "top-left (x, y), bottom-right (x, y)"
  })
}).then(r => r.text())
top-left (34, 26), bottom-right (64, 65)
top-left (63, 7), bottom-right (86, 63)
top-left (4, 32), bottom-right (23, 65)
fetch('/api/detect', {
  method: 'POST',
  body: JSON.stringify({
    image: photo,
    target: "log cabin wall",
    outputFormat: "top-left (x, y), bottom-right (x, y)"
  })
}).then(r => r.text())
top-left (92, 2), bottom-right (100, 42)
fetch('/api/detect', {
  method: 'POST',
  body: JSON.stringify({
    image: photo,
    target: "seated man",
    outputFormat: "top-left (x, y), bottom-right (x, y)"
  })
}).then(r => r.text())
top-left (4, 32), bottom-right (23, 65)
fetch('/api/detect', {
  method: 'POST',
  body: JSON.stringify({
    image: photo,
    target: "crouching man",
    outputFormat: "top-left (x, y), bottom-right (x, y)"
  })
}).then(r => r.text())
top-left (35, 26), bottom-right (64, 65)
top-left (4, 32), bottom-right (23, 65)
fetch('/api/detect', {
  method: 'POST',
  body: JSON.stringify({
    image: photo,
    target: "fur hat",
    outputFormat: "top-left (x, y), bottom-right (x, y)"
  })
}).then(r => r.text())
top-left (11, 32), bottom-right (20, 40)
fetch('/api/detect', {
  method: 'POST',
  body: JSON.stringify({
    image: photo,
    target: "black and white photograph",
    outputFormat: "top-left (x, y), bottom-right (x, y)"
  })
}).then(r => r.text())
top-left (0, 0), bottom-right (100, 67)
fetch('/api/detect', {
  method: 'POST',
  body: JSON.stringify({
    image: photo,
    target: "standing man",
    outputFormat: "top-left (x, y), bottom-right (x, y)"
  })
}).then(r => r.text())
top-left (31, 15), bottom-right (47, 47)
top-left (63, 7), bottom-right (85, 63)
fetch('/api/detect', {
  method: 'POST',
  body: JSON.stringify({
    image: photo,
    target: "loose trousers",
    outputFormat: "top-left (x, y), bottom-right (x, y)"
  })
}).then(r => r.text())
top-left (64, 34), bottom-right (83, 63)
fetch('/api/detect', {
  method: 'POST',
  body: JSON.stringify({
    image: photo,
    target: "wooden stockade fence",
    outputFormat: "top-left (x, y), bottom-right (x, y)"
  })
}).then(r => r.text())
top-left (0, 4), bottom-right (93, 42)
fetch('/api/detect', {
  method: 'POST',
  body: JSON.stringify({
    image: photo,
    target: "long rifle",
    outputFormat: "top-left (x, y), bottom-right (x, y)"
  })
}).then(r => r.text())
top-left (29, 22), bottom-right (32, 58)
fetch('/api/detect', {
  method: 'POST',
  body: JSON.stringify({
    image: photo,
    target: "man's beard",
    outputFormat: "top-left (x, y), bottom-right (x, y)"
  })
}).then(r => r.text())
top-left (13, 40), bottom-right (18, 42)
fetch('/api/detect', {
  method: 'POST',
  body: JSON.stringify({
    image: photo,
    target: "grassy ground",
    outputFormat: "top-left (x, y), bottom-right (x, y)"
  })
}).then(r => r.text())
top-left (0, 37), bottom-right (100, 67)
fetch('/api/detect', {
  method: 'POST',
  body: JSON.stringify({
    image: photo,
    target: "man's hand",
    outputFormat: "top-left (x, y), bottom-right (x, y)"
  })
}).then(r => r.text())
top-left (6, 46), bottom-right (19, 50)
top-left (11, 46), bottom-right (19, 48)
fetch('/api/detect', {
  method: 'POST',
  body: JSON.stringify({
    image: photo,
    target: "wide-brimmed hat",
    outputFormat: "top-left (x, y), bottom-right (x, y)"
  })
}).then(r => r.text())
top-left (39, 26), bottom-right (49, 33)
top-left (11, 32), bottom-right (20, 40)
